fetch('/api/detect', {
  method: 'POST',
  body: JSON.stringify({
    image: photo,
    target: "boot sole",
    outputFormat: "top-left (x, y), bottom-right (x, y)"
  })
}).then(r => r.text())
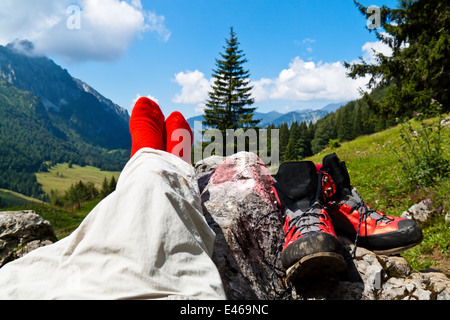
top-left (286, 251), bottom-right (347, 283)
top-left (372, 240), bottom-right (423, 255)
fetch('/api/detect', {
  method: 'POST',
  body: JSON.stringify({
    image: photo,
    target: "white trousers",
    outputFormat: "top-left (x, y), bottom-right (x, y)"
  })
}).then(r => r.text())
top-left (0, 148), bottom-right (226, 300)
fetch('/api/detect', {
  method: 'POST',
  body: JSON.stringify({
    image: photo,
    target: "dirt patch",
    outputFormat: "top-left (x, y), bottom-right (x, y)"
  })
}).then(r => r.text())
top-left (420, 248), bottom-right (450, 277)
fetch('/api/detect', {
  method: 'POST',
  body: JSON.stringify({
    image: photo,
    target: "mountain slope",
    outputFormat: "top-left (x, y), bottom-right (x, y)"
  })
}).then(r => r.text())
top-left (268, 109), bottom-right (328, 127)
top-left (0, 40), bottom-right (131, 150)
top-left (0, 41), bottom-right (131, 199)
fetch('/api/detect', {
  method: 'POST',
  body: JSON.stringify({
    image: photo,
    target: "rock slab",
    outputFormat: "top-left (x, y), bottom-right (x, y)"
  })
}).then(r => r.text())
top-left (0, 210), bottom-right (56, 267)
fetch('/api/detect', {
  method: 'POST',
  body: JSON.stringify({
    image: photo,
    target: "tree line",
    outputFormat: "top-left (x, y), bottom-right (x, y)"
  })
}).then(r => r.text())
top-left (262, 88), bottom-right (391, 163)
top-left (49, 176), bottom-right (117, 210)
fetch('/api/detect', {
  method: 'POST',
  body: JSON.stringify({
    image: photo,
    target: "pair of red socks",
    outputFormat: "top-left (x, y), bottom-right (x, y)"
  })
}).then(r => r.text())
top-left (129, 97), bottom-right (193, 163)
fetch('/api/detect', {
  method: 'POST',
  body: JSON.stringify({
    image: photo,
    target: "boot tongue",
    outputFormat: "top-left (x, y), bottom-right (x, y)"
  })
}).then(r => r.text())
top-left (322, 153), bottom-right (352, 198)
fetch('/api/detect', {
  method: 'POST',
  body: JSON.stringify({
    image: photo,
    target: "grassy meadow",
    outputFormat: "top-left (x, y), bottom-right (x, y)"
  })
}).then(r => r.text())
top-left (36, 163), bottom-right (121, 196)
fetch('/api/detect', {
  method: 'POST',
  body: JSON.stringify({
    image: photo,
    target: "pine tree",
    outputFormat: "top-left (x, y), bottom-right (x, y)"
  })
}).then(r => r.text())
top-left (109, 176), bottom-right (117, 194)
top-left (278, 123), bottom-right (290, 161)
top-left (101, 177), bottom-right (109, 198)
top-left (284, 122), bottom-right (306, 161)
top-left (346, 0), bottom-right (450, 117)
top-left (204, 27), bottom-right (259, 134)
top-left (311, 117), bottom-right (333, 154)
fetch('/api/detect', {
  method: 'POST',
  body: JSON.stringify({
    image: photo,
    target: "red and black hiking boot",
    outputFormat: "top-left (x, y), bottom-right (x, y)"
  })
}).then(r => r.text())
top-left (318, 153), bottom-right (423, 255)
top-left (272, 161), bottom-right (347, 282)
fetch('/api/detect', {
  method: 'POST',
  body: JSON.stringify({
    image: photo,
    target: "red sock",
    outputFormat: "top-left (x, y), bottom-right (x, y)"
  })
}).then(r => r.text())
top-left (129, 97), bottom-right (165, 158)
top-left (164, 111), bottom-right (193, 163)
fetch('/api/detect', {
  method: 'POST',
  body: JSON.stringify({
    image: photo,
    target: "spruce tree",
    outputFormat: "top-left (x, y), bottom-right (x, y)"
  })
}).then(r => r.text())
top-left (346, 0), bottom-right (450, 117)
top-left (204, 27), bottom-right (259, 134)
top-left (278, 123), bottom-right (290, 161)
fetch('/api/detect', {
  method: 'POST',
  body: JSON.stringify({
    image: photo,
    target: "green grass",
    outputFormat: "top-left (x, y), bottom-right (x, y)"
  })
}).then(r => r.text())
top-left (305, 116), bottom-right (450, 274)
top-left (36, 163), bottom-right (121, 196)
top-left (2, 163), bottom-right (121, 239)
top-left (0, 188), bottom-right (45, 207)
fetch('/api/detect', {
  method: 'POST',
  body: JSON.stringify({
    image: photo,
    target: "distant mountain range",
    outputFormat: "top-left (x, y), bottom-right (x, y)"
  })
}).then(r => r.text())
top-left (187, 102), bottom-right (347, 130)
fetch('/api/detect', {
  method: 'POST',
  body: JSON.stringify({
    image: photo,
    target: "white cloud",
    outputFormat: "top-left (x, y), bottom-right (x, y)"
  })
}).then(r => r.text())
top-left (0, 0), bottom-right (170, 63)
top-left (361, 38), bottom-right (393, 64)
top-left (302, 38), bottom-right (316, 44)
top-left (130, 93), bottom-right (159, 111)
top-left (172, 70), bottom-right (212, 105)
top-left (172, 60), bottom-right (371, 110)
top-left (146, 11), bottom-right (171, 42)
top-left (252, 57), bottom-right (371, 103)
top-left (172, 39), bottom-right (390, 110)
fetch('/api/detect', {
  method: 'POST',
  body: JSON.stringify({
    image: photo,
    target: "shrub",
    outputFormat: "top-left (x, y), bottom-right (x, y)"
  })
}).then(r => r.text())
top-left (393, 99), bottom-right (450, 190)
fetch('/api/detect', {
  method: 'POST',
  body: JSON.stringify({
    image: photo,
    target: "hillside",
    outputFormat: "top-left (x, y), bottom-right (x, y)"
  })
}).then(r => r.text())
top-left (0, 40), bottom-right (131, 150)
top-left (0, 41), bottom-right (131, 199)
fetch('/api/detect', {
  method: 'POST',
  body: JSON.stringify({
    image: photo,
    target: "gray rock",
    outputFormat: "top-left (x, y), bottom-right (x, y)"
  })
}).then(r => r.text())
top-left (0, 210), bottom-right (57, 267)
top-left (197, 152), bottom-right (285, 300)
top-left (441, 115), bottom-right (450, 128)
top-left (401, 200), bottom-right (432, 223)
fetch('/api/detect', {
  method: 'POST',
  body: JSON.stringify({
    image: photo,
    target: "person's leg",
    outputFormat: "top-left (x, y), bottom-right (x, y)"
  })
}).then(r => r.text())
top-left (0, 98), bottom-right (225, 300)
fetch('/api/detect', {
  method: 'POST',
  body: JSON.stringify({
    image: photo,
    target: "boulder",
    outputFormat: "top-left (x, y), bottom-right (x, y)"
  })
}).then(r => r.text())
top-left (0, 210), bottom-right (57, 267)
top-left (196, 152), bottom-right (285, 300)
top-left (441, 115), bottom-right (450, 129)
top-left (196, 152), bottom-right (450, 300)
top-left (401, 200), bottom-right (433, 223)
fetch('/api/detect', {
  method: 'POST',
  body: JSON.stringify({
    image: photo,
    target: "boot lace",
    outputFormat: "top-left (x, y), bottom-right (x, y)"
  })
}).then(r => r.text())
top-left (285, 202), bottom-right (325, 238)
top-left (347, 189), bottom-right (393, 257)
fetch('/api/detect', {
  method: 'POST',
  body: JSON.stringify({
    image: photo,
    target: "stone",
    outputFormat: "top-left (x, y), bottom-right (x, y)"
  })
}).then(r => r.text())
top-left (401, 200), bottom-right (432, 223)
top-left (0, 210), bottom-right (57, 267)
top-left (196, 152), bottom-right (285, 300)
top-left (441, 115), bottom-right (450, 128)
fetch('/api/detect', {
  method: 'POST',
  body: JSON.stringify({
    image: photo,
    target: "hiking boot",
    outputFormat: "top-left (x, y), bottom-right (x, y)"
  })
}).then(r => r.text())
top-left (272, 161), bottom-right (347, 282)
top-left (318, 153), bottom-right (423, 255)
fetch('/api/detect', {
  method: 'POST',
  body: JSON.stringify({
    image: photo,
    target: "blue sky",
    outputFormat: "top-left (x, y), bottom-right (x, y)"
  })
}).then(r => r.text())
top-left (0, 0), bottom-right (399, 119)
